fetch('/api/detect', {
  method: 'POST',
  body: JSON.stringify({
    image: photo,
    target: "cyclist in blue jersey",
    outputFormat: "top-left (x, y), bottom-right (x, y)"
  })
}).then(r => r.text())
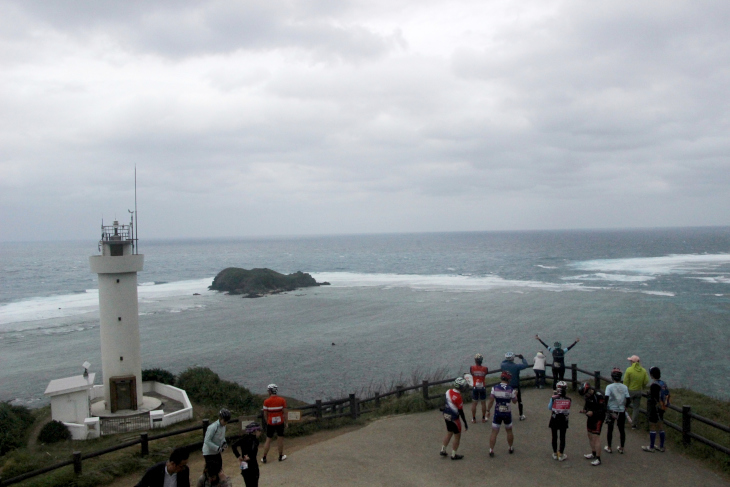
top-left (486, 371), bottom-right (518, 457)
top-left (500, 352), bottom-right (529, 420)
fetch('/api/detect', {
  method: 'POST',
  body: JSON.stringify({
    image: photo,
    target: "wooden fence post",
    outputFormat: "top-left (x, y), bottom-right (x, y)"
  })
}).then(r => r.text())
top-left (73, 451), bottom-right (82, 475)
top-left (571, 364), bottom-right (578, 391)
top-left (682, 405), bottom-right (692, 446)
top-left (396, 385), bottom-right (403, 399)
top-left (375, 392), bottom-right (380, 408)
top-left (422, 380), bottom-right (429, 401)
top-left (349, 394), bottom-right (358, 420)
top-left (202, 419), bottom-right (209, 442)
top-left (594, 371), bottom-right (601, 391)
top-left (315, 400), bottom-right (322, 420)
top-left (140, 432), bottom-right (149, 457)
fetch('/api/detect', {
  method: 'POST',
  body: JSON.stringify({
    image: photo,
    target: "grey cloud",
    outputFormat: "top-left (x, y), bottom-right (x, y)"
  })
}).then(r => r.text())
top-left (6, 0), bottom-right (401, 61)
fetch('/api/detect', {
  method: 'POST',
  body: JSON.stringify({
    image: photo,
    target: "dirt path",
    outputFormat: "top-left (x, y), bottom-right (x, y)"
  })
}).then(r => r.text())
top-left (114, 388), bottom-right (729, 486)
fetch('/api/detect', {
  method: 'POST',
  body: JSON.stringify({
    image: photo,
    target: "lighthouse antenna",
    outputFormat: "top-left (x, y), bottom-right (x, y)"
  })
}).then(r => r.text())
top-left (134, 166), bottom-right (139, 255)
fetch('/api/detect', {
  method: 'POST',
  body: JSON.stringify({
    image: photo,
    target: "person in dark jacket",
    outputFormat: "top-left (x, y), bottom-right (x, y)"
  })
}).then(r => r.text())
top-left (232, 422), bottom-right (263, 487)
top-left (135, 447), bottom-right (190, 487)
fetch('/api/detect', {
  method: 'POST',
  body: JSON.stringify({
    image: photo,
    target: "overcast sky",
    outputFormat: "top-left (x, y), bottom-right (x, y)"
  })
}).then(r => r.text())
top-left (1, 0), bottom-right (729, 241)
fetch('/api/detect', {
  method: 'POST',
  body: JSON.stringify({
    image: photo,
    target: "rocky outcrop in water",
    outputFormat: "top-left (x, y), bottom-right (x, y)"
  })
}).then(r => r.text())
top-left (209, 268), bottom-right (328, 298)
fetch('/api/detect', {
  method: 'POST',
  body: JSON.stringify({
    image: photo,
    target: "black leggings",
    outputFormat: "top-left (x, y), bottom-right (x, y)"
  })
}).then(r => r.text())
top-left (606, 411), bottom-right (626, 448)
top-left (242, 467), bottom-right (260, 487)
top-left (515, 386), bottom-right (523, 416)
top-left (552, 366), bottom-right (565, 388)
top-left (551, 426), bottom-right (567, 453)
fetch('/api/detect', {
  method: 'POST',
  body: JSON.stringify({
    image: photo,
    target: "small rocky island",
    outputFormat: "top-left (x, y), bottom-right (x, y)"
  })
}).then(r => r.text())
top-left (209, 267), bottom-right (329, 298)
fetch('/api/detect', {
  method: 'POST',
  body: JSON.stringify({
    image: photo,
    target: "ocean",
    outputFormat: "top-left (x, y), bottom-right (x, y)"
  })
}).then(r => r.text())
top-left (1, 227), bottom-right (729, 406)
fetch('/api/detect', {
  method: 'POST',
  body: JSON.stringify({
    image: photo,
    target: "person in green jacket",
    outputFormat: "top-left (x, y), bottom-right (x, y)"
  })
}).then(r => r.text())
top-left (624, 356), bottom-right (649, 428)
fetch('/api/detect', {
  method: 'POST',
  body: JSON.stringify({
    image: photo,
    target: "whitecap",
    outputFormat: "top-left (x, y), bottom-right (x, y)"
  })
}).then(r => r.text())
top-left (562, 273), bottom-right (655, 283)
top-left (571, 253), bottom-right (730, 276)
top-left (309, 272), bottom-right (594, 293)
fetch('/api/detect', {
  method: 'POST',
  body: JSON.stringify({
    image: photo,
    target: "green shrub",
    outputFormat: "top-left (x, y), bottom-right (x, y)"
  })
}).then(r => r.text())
top-left (0, 402), bottom-right (35, 455)
top-left (176, 367), bottom-right (261, 414)
top-left (37, 420), bottom-right (71, 444)
top-left (142, 368), bottom-right (176, 386)
top-left (0, 449), bottom-right (45, 479)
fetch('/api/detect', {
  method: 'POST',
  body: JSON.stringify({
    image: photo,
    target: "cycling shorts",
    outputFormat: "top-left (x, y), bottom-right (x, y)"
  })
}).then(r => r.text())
top-left (472, 388), bottom-right (487, 401)
top-left (445, 418), bottom-right (462, 434)
top-left (265, 424), bottom-right (285, 439)
top-left (492, 413), bottom-right (513, 429)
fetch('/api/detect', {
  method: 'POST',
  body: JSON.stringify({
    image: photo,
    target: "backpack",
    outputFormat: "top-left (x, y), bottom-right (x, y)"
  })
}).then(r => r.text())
top-left (655, 380), bottom-right (671, 410)
top-left (552, 347), bottom-right (565, 364)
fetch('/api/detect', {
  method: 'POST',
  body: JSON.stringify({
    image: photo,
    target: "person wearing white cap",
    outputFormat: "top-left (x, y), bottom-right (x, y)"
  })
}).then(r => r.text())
top-left (624, 356), bottom-right (649, 428)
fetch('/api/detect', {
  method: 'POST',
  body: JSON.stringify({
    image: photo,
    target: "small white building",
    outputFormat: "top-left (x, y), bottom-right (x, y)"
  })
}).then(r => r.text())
top-left (44, 373), bottom-right (100, 440)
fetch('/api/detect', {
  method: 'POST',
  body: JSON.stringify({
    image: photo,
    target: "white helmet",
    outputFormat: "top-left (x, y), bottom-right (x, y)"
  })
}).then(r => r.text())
top-left (504, 352), bottom-right (515, 362)
top-left (474, 353), bottom-right (484, 364)
top-left (454, 377), bottom-right (467, 390)
top-left (267, 383), bottom-right (278, 394)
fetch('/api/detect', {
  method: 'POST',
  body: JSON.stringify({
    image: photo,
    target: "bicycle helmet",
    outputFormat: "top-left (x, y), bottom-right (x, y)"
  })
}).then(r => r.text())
top-left (267, 383), bottom-right (278, 394)
top-left (219, 408), bottom-right (232, 422)
top-left (500, 370), bottom-right (512, 382)
top-left (556, 381), bottom-right (568, 391)
top-left (554, 341), bottom-right (562, 349)
top-left (454, 377), bottom-right (467, 390)
top-left (474, 353), bottom-right (484, 364)
top-left (578, 382), bottom-right (593, 396)
top-left (244, 421), bottom-right (262, 433)
top-left (611, 367), bottom-right (623, 381)
top-left (504, 352), bottom-right (515, 362)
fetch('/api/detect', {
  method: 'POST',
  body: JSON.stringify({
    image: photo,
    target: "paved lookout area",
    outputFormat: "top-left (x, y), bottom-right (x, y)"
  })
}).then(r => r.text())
top-left (255, 388), bottom-right (728, 487)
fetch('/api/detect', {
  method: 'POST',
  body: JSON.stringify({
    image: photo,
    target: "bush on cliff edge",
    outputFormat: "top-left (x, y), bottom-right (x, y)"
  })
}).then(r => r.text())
top-left (176, 367), bottom-right (260, 414)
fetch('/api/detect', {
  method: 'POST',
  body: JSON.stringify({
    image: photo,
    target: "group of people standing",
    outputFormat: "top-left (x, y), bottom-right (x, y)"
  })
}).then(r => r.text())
top-left (440, 338), bottom-right (671, 468)
top-left (135, 383), bottom-right (289, 487)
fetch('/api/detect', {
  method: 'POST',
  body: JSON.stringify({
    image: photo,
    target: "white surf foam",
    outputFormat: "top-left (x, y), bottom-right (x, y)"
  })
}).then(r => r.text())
top-left (0, 278), bottom-right (214, 328)
top-left (310, 272), bottom-right (592, 292)
top-left (562, 273), bottom-right (655, 283)
top-left (571, 253), bottom-right (730, 276)
top-left (693, 276), bottom-right (730, 284)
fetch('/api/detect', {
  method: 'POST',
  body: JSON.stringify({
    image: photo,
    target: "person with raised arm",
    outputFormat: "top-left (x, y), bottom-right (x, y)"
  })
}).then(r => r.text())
top-left (535, 335), bottom-right (580, 389)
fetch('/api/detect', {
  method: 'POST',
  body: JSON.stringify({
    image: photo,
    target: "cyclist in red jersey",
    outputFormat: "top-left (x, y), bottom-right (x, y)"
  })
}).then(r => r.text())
top-left (470, 353), bottom-right (489, 423)
top-left (261, 384), bottom-right (287, 463)
top-left (440, 377), bottom-right (469, 460)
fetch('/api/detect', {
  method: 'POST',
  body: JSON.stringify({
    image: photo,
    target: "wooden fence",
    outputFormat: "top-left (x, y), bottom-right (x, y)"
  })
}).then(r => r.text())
top-left (1, 363), bottom-right (728, 486)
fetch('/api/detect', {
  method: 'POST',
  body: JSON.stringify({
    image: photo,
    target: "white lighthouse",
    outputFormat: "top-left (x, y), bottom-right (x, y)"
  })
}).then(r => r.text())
top-left (89, 219), bottom-right (145, 412)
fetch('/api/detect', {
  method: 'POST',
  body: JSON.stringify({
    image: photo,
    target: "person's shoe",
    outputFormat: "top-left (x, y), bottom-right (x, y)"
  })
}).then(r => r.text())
top-left (583, 453), bottom-right (595, 459)
top-left (278, 454), bottom-right (287, 462)
top-left (631, 425), bottom-right (638, 430)
top-left (617, 447), bottom-right (624, 454)
top-left (451, 454), bottom-right (464, 460)
top-left (656, 447), bottom-right (665, 452)
top-left (641, 446), bottom-right (655, 453)
top-left (558, 453), bottom-right (567, 462)
top-left (471, 417), bottom-right (477, 424)
top-left (552, 453), bottom-right (558, 460)
top-left (440, 450), bottom-right (448, 457)
top-left (519, 415), bottom-right (526, 421)
top-left (591, 458), bottom-right (601, 466)
top-left (261, 456), bottom-right (267, 464)
top-left (481, 417), bottom-right (487, 423)
top-left (508, 447), bottom-right (514, 454)
top-left (604, 446), bottom-right (613, 454)
top-left (489, 449), bottom-right (494, 458)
